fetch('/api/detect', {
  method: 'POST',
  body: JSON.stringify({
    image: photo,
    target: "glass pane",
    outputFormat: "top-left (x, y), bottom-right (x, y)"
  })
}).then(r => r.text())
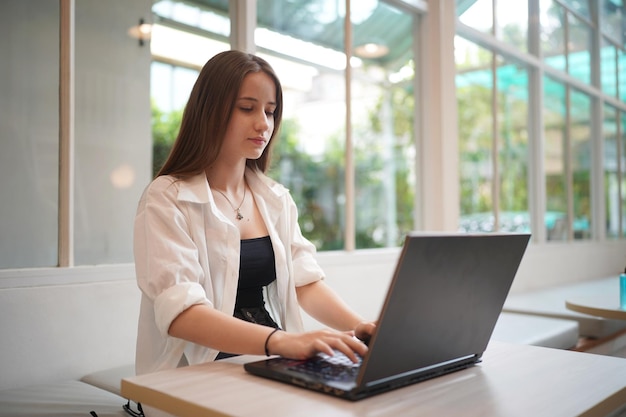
top-left (570, 89), bottom-right (591, 239)
top-left (601, 38), bottom-right (618, 97)
top-left (151, 62), bottom-right (199, 114)
top-left (562, 0), bottom-right (591, 19)
top-left (495, 0), bottom-right (528, 53)
top-left (0, 0), bottom-right (59, 268)
top-left (456, 42), bottom-right (495, 232)
top-left (601, 0), bottom-right (625, 44)
top-left (258, 0), bottom-right (346, 251)
top-left (150, 63), bottom-right (198, 177)
top-left (497, 60), bottom-right (529, 232)
top-left (155, 0), bottom-right (230, 31)
top-left (352, 1), bottom-right (415, 249)
top-left (541, 0), bottom-right (566, 72)
top-left (150, 3), bottom-right (229, 181)
top-left (151, 1), bottom-right (230, 67)
top-left (150, 24), bottom-right (228, 68)
top-left (455, 36), bottom-right (493, 70)
top-left (604, 104), bottom-right (620, 239)
top-left (543, 77), bottom-right (568, 241)
top-left (458, 0), bottom-right (493, 34)
top-left (73, 1), bottom-right (153, 264)
top-left (568, 13), bottom-right (591, 85)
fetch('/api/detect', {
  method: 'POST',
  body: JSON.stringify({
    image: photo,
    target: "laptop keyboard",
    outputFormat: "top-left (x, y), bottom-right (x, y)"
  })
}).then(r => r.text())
top-left (288, 351), bottom-right (362, 381)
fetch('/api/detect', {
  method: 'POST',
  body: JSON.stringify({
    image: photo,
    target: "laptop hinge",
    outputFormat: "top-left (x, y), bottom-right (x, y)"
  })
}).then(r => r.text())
top-left (363, 354), bottom-right (477, 388)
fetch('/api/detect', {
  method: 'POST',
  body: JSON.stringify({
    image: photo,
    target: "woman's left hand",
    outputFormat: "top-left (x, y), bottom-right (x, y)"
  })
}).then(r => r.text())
top-left (354, 321), bottom-right (376, 345)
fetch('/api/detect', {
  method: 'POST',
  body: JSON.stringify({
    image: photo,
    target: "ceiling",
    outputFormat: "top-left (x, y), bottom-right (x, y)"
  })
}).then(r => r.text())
top-left (175, 0), bottom-right (415, 69)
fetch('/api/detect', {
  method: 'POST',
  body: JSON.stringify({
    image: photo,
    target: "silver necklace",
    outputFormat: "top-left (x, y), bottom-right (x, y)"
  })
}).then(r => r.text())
top-left (215, 186), bottom-right (246, 220)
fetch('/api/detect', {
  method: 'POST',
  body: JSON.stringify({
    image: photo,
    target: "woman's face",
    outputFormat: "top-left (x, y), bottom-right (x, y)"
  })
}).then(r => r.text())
top-left (221, 71), bottom-right (277, 163)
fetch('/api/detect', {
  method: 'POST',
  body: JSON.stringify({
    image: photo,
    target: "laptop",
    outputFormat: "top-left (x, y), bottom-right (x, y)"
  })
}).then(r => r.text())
top-left (244, 232), bottom-right (531, 400)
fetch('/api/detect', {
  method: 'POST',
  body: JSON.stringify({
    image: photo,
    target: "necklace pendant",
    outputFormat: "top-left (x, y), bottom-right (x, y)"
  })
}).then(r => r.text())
top-left (235, 209), bottom-right (243, 220)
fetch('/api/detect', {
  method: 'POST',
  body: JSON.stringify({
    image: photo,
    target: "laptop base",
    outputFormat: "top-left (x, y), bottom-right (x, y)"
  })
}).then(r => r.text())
top-left (244, 354), bottom-right (481, 401)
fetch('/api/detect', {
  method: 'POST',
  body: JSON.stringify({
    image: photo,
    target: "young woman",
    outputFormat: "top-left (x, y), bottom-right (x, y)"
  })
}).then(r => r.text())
top-left (133, 51), bottom-right (375, 391)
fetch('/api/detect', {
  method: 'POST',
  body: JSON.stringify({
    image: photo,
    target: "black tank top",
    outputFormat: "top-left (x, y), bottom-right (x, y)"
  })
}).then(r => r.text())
top-left (235, 235), bottom-right (277, 308)
top-left (215, 236), bottom-right (279, 360)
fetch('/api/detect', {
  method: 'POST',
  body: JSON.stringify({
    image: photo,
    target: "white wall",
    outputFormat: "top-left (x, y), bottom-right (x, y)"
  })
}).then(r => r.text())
top-left (0, 0), bottom-right (62, 267)
top-left (510, 241), bottom-right (626, 292)
top-left (0, 272), bottom-right (140, 390)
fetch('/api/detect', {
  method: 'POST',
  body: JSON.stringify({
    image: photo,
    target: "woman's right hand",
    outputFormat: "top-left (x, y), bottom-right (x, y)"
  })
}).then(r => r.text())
top-left (265, 328), bottom-right (368, 363)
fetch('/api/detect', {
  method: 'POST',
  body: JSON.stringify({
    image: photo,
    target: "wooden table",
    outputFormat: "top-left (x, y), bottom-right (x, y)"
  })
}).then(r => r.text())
top-left (121, 341), bottom-right (626, 417)
top-left (566, 293), bottom-right (626, 321)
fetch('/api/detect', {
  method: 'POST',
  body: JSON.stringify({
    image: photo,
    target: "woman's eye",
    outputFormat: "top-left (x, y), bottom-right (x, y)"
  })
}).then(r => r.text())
top-left (265, 110), bottom-right (275, 116)
top-left (240, 107), bottom-right (253, 112)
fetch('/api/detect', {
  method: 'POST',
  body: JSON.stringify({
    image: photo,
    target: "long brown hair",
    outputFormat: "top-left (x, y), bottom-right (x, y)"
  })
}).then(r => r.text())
top-left (157, 50), bottom-right (283, 178)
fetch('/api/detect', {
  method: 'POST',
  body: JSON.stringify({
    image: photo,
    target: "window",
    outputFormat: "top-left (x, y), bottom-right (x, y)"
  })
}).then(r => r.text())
top-left (541, 0), bottom-right (566, 73)
top-left (456, 41), bottom-right (530, 233)
top-left (457, 0), bottom-right (626, 242)
top-left (541, 0), bottom-right (593, 85)
top-left (600, 0), bottom-right (625, 44)
top-left (495, 0), bottom-right (528, 52)
top-left (601, 39), bottom-right (618, 98)
top-left (603, 104), bottom-right (625, 238)
top-left (567, 13), bottom-right (591, 85)
top-left (257, 0), bottom-right (416, 249)
top-left (570, 89), bottom-right (592, 239)
top-left (457, 42), bottom-right (497, 231)
top-left (2, 0), bottom-right (625, 271)
top-left (543, 78), bottom-right (568, 240)
top-left (542, 81), bottom-right (593, 241)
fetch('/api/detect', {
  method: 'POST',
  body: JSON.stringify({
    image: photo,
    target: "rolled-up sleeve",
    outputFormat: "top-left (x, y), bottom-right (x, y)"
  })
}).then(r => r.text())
top-left (134, 177), bottom-right (211, 338)
top-left (153, 282), bottom-right (209, 337)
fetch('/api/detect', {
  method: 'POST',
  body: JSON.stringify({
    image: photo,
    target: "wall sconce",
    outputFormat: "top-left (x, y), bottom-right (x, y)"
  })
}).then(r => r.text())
top-left (128, 18), bottom-right (152, 46)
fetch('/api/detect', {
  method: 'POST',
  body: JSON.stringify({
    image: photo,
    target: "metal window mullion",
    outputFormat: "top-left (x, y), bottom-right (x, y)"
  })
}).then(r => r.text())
top-left (529, 70), bottom-right (546, 243)
top-left (58, 0), bottom-right (75, 267)
top-left (344, 0), bottom-right (355, 251)
top-left (491, 1), bottom-right (499, 231)
top-left (563, 10), bottom-right (574, 241)
top-left (616, 43), bottom-right (621, 102)
top-left (527, 0), bottom-right (546, 243)
top-left (590, 97), bottom-right (604, 241)
top-left (589, 0), bottom-right (605, 241)
top-left (565, 86), bottom-right (574, 241)
top-left (413, 13), bottom-right (424, 230)
top-left (492, 53), bottom-right (500, 231)
top-left (490, 0), bottom-right (494, 39)
top-left (229, 0), bottom-right (256, 53)
top-left (618, 113), bottom-right (624, 237)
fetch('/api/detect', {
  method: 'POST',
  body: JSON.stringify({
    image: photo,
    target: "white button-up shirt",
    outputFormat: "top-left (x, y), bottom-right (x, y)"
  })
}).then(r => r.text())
top-left (133, 168), bottom-right (324, 375)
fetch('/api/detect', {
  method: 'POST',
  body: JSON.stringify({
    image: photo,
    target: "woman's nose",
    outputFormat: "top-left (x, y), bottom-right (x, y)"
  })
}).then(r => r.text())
top-left (255, 111), bottom-right (270, 131)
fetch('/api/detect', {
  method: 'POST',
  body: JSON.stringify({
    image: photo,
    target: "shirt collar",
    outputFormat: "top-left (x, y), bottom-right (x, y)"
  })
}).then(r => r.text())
top-left (176, 172), bottom-right (211, 203)
top-left (176, 168), bottom-right (289, 211)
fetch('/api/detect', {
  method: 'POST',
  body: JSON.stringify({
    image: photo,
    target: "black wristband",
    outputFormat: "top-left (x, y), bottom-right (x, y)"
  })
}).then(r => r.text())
top-left (264, 328), bottom-right (280, 356)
